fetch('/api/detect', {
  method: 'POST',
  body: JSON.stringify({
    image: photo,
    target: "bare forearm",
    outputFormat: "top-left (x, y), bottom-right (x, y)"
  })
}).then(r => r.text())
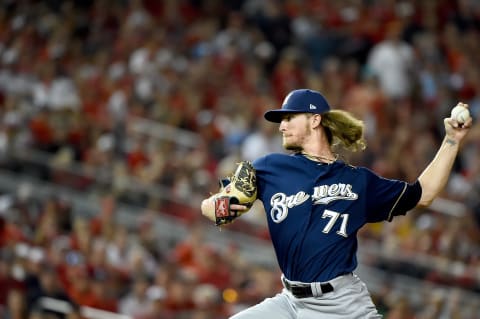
top-left (417, 136), bottom-right (460, 206)
top-left (417, 102), bottom-right (472, 206)
top-left (201, 196), bottom-right (216, 221)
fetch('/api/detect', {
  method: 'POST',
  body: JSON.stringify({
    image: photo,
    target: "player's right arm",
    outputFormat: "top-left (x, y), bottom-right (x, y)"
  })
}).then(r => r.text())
top-left (416, 104), bottom-right (472, 207)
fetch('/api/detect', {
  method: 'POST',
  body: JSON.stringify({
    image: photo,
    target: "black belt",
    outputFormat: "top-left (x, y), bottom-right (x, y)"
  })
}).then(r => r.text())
top-left (282, 277), bottom-right (334, 298)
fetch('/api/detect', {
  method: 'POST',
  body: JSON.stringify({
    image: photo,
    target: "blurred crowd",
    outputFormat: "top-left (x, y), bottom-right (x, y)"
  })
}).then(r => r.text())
top-left (0, 0), bottom-right (480, 318)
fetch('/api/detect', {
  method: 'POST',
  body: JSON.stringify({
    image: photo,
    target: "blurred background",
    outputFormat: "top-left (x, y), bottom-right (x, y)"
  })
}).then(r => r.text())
top-left (0, 0), bottom-right (479, 318)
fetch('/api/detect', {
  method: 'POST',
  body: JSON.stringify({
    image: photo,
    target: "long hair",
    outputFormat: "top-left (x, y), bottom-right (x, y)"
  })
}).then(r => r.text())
top-left (320, 110), bottom-right (366, 152)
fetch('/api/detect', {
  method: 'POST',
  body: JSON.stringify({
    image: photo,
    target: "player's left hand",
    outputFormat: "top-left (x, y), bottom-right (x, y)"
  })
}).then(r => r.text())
top-left (201, 198), bottom-right (249, 222)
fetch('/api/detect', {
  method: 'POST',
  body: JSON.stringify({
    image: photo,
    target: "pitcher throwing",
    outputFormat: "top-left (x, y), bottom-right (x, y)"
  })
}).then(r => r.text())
top-left (201, 89), bottom-right (472, 318)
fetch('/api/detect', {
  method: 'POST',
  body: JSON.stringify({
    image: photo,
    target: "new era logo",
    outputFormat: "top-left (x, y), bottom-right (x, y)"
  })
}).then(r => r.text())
top-left (309, 104), bottom-right (317, 110)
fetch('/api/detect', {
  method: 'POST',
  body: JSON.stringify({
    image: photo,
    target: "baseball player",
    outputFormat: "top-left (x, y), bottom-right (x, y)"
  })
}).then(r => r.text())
top-left (201, 89), bottom-right (472, 318)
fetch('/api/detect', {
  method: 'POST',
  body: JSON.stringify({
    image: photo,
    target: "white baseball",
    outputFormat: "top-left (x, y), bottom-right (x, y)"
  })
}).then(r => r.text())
top-left (450, 105), bottom-right (470, 124)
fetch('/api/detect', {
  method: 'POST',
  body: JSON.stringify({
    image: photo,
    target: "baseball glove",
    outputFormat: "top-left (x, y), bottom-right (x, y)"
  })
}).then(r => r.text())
top-left (214, 161), bottom-right (257, 226)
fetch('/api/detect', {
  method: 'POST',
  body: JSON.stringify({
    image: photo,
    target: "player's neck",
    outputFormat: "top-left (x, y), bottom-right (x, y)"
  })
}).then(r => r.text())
top-left (301, 152), bottom-right (338, 164)
top-left (300, 145), bottom-right (337, 164)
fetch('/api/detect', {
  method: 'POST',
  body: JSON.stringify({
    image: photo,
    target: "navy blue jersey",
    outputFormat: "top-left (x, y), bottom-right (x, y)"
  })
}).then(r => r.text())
top-left (253, 153), bottom-right (415, 282)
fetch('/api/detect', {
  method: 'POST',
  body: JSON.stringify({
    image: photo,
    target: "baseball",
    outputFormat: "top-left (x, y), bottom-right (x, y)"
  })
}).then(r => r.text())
top-left (450, 104), bottom-right (470, 124)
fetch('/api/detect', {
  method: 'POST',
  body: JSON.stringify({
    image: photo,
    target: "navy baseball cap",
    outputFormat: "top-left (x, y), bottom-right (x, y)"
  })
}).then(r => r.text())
top-left (264, 89), bottom-right (331, 123)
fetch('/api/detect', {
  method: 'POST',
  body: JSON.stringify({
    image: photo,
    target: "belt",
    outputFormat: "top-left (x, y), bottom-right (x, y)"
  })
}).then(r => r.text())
top-left (282, 276), bottom-right (334, 298)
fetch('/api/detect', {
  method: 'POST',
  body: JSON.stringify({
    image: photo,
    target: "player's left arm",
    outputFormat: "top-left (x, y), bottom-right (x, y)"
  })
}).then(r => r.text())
top-left (201, 195), bottom-right (250, 223)
top-left (417, 103), bottom-right (473, 207)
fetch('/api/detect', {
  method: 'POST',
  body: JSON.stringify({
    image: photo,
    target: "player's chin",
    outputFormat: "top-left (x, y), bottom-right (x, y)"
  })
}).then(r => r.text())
top-left (283, 141), bottom-right (301, 152)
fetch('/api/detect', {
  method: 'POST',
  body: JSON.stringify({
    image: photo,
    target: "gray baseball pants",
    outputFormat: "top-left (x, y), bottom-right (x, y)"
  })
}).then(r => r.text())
top-left (230, 273), bottom-right (382, 319)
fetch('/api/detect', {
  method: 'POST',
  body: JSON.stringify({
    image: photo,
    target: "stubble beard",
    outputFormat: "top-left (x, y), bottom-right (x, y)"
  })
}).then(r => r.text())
top-left (283, 137), bottom-right (304, 152)
top-left (284, 143), bottom-right (303, 152)
top-left (283, 123), bottom-right (311, 153)
top-left (283, 130), bottom-right (309, 153)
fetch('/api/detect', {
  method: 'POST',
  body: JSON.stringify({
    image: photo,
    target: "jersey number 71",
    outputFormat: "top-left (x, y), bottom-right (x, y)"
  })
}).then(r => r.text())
top-left (321, 210), bottom-right (349, 237)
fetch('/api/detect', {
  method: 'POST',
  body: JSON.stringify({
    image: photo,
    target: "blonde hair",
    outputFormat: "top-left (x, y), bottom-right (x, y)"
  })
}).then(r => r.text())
top-left (320, 110), bottom-right (366, 152)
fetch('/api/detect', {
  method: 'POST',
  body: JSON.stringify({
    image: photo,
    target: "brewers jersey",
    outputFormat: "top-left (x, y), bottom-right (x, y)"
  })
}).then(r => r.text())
top-left (253, 153), bottom-right (421, 283)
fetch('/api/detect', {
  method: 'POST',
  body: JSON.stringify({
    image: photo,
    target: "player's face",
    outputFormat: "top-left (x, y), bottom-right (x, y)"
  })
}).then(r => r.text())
top-left (279, 113), bottom-right (312, 151)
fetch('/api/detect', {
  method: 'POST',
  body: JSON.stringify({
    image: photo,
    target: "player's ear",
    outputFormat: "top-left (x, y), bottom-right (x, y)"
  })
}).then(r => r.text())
top-left (311, 114), bottom-right (322, 129)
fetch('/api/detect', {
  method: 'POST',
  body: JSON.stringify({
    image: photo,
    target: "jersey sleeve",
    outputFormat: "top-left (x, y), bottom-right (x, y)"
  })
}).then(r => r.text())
top-left (252, 155), bottom-right (269, 201)
top-left (363, 168), bottom-right (421, 222)
top-left (252, 155), bottom-right (268, 172)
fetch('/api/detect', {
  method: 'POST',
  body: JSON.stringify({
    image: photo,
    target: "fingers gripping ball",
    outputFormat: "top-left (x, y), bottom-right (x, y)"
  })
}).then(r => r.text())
top-left (214, 161), bottom-right (257, 226)
top-left (451, 103), bottom-right (471, 125)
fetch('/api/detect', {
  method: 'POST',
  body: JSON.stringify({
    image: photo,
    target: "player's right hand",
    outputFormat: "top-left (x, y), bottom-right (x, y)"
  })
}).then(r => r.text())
top-left (444, 103), bottom-right (472, 143)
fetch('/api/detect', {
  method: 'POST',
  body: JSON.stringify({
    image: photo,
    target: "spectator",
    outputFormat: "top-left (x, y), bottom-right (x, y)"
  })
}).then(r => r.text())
top-left (366, 20), bottom-right (416, 100)
top-left (119, 273), bottom-right (152, 317)
top-left (27, 265), bottom-right (73, 319)
top-left (136, 285), bottom-right (173, 319)
top-left (4, 289), bottom-right (27, 319)
top-left (240, 117), bottom-right (283, 162)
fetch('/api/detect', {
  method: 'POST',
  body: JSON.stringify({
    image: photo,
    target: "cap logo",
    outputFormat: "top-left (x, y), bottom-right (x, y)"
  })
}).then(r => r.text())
top-left (309, 104), bottom-right (317, 110)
